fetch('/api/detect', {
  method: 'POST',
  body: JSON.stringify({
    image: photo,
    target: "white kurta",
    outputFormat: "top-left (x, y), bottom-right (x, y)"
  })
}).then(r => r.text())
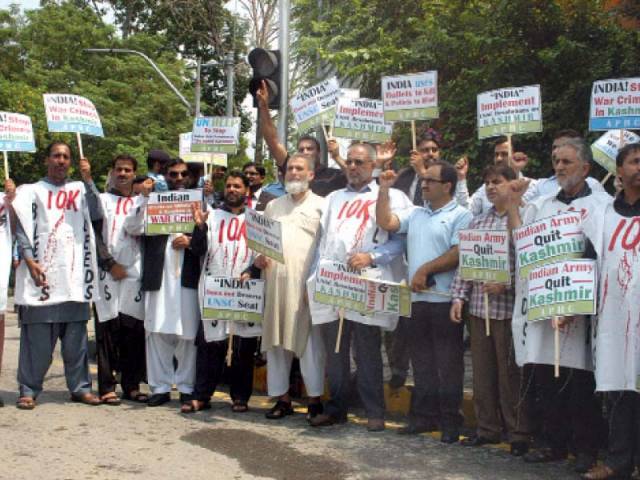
top-left (0, 193), bottom-right (12, 312)
top-left (512, 191), bottom-right (611, 370)
top-left (95, 193), bottom-right (144, 322)
top-left (307, 181), bottom-right (412, 329)
top-left (582, 199), bottom-right (640, 392)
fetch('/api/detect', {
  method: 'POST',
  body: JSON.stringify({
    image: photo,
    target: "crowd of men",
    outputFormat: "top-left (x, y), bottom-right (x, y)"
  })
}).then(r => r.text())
top-left (0, 84), bottom-right (638, 480)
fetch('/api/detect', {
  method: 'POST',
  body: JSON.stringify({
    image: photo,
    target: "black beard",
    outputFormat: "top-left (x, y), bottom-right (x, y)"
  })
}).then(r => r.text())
top-left (225, 195), bottom-right (244, 208)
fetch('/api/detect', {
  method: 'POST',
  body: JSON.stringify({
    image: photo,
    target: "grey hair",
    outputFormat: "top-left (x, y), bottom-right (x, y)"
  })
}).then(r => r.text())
top-left (347, 142), bottom-right (377, 162)
top-left (555, 137), bottom-right (592, 164)
top-left (288, 152), bottom-right (316, 171)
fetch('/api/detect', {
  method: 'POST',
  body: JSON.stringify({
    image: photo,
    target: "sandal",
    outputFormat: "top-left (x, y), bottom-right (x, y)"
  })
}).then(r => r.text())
top-left (122, 390), bottom-right (149, 403)
top-left (181, 399), bottom-right (211, 414)
top-left (231, 401), bottom-right (249, 413)
top-left (100, 392), bottom-right (122, 406)
top-left (265, 399), bottom-right (293, 419)
top-left (70, 392), bottom-right (102, 406)
top-left (16, 396), bottom-right (36, 410)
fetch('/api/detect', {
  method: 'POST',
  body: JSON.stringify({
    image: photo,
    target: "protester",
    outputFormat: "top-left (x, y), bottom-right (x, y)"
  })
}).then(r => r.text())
top-left (146, 149), bottom-right (170, 192)
top-left (0, 178), bottom-right (16, 408)
top-left (243, 162), bottom-right (276, 211)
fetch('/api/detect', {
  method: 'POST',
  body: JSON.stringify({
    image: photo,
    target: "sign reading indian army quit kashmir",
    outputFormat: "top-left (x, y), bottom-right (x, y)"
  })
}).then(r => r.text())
top-left (458, 229), bottom-right (511, 284)
top-left (43, 94), bottom-right (104, 137)
top-left (313, 260), bottom-right (411, 317)
top-left (332, 97), bottom-right (393, 143)
top-left (203, 277), bottom-right (264, 323)
top-left (589, 78), bottom-right (640, 131)
top-left (527, 259), bottom-right (597, 322)
top-left (591, 129), bottom-right (640, 174)
top-left (513, 211), bottom-right (586, 279)
top-left (290, 77), bottom-right (340, 133)
top-left (381, 71), bottom-right (438, 121)
top-left (244, 208), bottom-right (284, 263)
top-left (144, 189), bottom-right (201, 235)
top-left (191, 116), bottom-right (240, 154)
top-left (477, 85), bottom-right (542, 139)
top-left (0, 112), bottom-right (36, 152)
top-left (179, 132), bottom-right (228, 166)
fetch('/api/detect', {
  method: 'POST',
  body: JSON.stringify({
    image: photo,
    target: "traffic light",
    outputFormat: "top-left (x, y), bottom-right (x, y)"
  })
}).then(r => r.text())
top-left (248, 48), bottom-right (281, 109)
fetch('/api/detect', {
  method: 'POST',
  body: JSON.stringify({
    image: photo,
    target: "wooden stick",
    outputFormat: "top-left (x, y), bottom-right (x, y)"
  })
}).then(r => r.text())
top-left (484, 291), bottom-right (490, 337)
top-left (335, 307), bottom-right (345, 354)
top-left (601, 172), bottom-right (612, 185)
top-left (411, 121), bottom-right (417, 151)
top-left (226, 324), bottom-right (235, 367)
top-left (2, 151), bottom-right (8, 181)
top-left (76, 132), bottom-right (84, 159)
top-left (506, 133), bottom-right (513, 168)
top-left (321, 123), bottom-right (330, 141)
top-left (554, 316), bottom-right (560, 378)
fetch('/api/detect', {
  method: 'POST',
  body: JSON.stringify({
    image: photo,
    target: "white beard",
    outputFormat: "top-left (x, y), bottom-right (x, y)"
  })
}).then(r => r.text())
top-left (285, 180), bottom-right (309, 195)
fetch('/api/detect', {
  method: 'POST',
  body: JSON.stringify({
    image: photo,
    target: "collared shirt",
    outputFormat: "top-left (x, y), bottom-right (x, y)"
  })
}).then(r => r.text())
top-left (532, 175), bottom-right (605, 198)
top-left (263, 181), bottom-right (287, 198)
top-left (469, 173), bottom-right (537, 217)
top-left (555, 182), bottom-right (592, 204)
top-left (450, 207), bottom-right (514, 320)
top-left (397, 198), bottom-right (472, 303)
top-left (613, 191), bottom-right (640, 217)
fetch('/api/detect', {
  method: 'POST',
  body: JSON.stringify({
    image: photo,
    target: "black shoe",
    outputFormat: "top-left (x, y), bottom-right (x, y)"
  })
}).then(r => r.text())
top-left (0, 396), bottom-right (4, 408)
top-left (441, 429), bottom-right (460, 444)
top-left (510, 441), bottom-right (529, 457)
top-left (306, 402), bottom-right (323, 421)
top-left (147, 393), bottom-right (171, 407)
top-left (265, 400), bottom-right (294, 420)
top-left (574, 453), bottom-right (597, 474)
top-left (388, 374), bottom-right (406, 390)
top-left (460, 435), bottom-right (500, 447)
top-left (397, 423), bottom-right (437, 435)
top-left (523, 447), bottom-right (568, 463)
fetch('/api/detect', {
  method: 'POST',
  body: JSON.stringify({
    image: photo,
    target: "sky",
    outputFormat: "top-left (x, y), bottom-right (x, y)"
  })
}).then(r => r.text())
top-left (0, 0), bottom-right (40, 11)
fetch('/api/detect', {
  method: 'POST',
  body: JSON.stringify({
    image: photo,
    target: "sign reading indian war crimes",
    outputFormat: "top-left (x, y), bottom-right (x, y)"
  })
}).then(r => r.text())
top-left (332, 97), bottom-right (393, 143)
top-left (191, 116), bottom-right (241, 154)
top-left (179, 132), bottom-right (228, 166)
top-left (381, 71), bottom-right (438, 122)
top-left (43, 94), bottom-right (104, 137)
top-left (513, 211), bottom-right (586, 279)
top-left (290, 77), bottom-right (341, 133)
top-left (589, 78), bottom-right (640, 131)
top-left (244, 208), bottom-right (284, 263)
top-left (458, 229), bottom-right (511, 284)
top-left (477, 85), bottom-right (542, 139)
top-left (591, 129), bottom-right (640, 174)
top-left (527, 259), bottom-right (597, 322)
top-left (313, 260), bottom-right (411, 317)
top-left (144, 189), bottom-right (201, 235)
top-left (202, 277), bottom-right (265, 323)
top-left (0, 112), bottom-right (36, 152)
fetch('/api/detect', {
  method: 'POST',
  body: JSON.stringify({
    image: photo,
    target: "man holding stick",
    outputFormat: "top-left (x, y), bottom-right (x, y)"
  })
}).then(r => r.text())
top-left (376, 160), bottom-right (472, 442)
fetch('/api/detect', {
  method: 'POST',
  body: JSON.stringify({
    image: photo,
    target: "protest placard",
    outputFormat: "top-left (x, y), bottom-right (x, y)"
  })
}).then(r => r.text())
top-left (290, 77), bottom-right (341, 133)
top-left (0, 112), bottom-right (36, 152)
top-left (458, 229), bottom-right (510, 284)
top-left (244, 208), bottom-right (284, 263)
top-left (527, 259), bottom-right (597, 322)
top-left (43, 94), bottom-right (104, 137)
top-left (591, 129), bottom-right (640, 174)
top-left (313, 259), bottom-right (411, 317)
top-left (513, 211), bottom-right (586, 279)
top-left (191, 116), bottom-right (241, 154)
top-left (589, 77), bottom-right (640, 131)
top-left (202, 277), bottom-right (265, 323)
top-left (381, 71), bottom-right (438, 121)
top-left (332, 97), bottom-right (393, 143)
top-left (477, 85), bottom-right (542, 139)
top-left (179, 132), bottom-right (228, 166)
top-left (144, 189), bottom-right (201, 235)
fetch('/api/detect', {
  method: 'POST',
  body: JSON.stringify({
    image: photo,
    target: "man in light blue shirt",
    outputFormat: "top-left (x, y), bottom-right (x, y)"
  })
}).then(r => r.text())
top-left (376, 160), bottom-right (472, 442)
top-left (146, 149), bottom-right (169, 192)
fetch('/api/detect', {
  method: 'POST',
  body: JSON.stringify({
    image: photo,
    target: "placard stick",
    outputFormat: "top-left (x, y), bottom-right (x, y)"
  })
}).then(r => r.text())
top-left (506, 133), bottom-right (513, 168)
top-left (321, 123), bottom-right (330, 141)
top-left (76, 132), bottom-right (84, 159)
top-left (411, 121), bottom-right (417, 151)
top-left (335, 307), bottom-right (345, 354)
top-left (226, 323), bottom-right (235, 367)
top-left (2, 151), bottom-right (8, 180)
top-left (601, 172), bottom-right (612, 185)
top-left (553, 316), bottom-right (561, 378)
top-left (483, 290), bottom-right (490, 337)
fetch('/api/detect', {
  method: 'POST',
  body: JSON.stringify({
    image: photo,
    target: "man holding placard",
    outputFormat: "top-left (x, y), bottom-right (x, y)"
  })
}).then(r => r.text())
top-left (12, 141), bottom-right (102, 409)
top-left (0, 177), bottom-right (16, 408)
top-left (450, 164), bottom-right (530, 456)
top-left (507, 138), bottom-right (610, 471)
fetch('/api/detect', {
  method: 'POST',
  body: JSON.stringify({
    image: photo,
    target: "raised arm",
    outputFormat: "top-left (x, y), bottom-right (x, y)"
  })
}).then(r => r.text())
top-left (257, 80), bottom-right (288, 168)
top-left (376, 170), bottom-right (401, 232)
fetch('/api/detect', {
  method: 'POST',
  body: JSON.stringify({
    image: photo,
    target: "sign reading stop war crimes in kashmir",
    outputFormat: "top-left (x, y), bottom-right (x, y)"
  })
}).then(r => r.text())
top-left (513, 211), bottom-right (586, 279)
top-left (589, 78), bottom-right (640, 131)
top-left (527, 259), bottom-right (597, 322)
top-left (290, 77), bottom-right (341, 133)
top-left (202, 277), bottom-right (265, 323)
top-left (244, 208), bottom-right (284, 263)
top-left (381, 71), bottom-right (438, 121)
top-left (477, 85), bottom-right (542, 139)
top-left (144, 189), bottom-right (201, 235)
top-left (0, 112), bottom-right (36, 152)
top-left (179, 132), bottom-right (228, 166)
top-left (591, 129), bottom-right (640, 174)
top-left (458, 229), bottom-right (510, 284)
top-left (314, 260), bottom-right (411, 317)
top-left (332, 97), bottom-right (393, 143)
top-left (43, 94), bottom-right (104, 137)
top-left (191, 116), bottom-right (241, 154)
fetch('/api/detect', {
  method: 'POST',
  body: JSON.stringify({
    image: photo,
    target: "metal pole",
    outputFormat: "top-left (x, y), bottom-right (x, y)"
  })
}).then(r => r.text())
top-left (224, 53), bottom-right (234, 117)
top-left (277, 0), bottom-right (290, 147)
top-left (194, 57), bottom-right (202, 117)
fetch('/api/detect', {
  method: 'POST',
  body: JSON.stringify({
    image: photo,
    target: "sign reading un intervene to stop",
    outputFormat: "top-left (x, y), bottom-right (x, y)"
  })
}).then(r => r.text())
top-left (527, 260), bottom-right (597, 322)
top-left (591, 129), bottom-right (640, 174)
top-left (43, 94), bottom-right (104, 137)
top-left (202, 277), bottom-right (265, 323)
top-left (458, 229), bottom-right (511, 284)
top-left (513, 211), bottom-right (586, 279)
top-left (381, 71), bottom-right (438, 121)
top-left (477, 85), bottom-right (542, 139)
top-left (313, 259), bottom-right (411, 316)
top-left (191, 116), bottom-right (240, 154)
top-left (244, 208), bottom-right (284, 263)
top-left (333, 98), bottom-right (393, 143)
top-left (0, 112), bottom-right (36, 152)
top-left (589, 78), bottom-right (640, 131)
top-left (144, 189), bottom-right (201, 235)
top-left (290, 77), bottom-right (341, 133)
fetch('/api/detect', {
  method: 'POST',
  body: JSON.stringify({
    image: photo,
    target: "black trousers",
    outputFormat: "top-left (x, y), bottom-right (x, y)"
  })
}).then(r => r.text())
top-left (533, 364), bottom-right (603, 456)
top-left (193, 325), bottom-right (257, 403)
top-left (95, 313), bottom-right (146, 396)
top-left (408, 301), bottom-right (464, 430)
top-left (383, 316), bottom-right (411, 382)
top-left (604, 391), bottom-right (640, 475)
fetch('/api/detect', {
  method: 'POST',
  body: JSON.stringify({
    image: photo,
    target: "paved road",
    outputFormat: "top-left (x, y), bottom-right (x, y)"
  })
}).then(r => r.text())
top-left (0, 309), bottom-right (581, 480)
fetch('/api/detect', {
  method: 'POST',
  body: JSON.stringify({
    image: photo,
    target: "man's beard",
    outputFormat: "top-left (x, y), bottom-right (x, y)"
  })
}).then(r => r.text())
top-left (225, 194), bottom-right (245, 208)
top-left (285, 179), bottom-right (309, 195)
top-left (557, 173), bottom-right (583, 193)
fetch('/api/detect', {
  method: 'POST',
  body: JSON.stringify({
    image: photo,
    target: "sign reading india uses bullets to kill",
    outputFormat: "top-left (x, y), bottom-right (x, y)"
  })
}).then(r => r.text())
top-left (381, 71), bottom-right (438, 122)
top-left (144, 189), bottom-right (202, 235)
top-left (458, 229), bottom-right (510, 284)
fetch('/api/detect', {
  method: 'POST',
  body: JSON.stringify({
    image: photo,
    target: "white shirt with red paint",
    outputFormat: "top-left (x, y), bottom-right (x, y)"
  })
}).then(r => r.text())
top-left (0, 193), bottom-right (12, 312)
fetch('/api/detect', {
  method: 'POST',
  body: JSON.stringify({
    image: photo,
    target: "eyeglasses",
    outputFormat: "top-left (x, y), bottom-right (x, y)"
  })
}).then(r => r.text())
top-left (345, 159), bottom-right (367, 167)
top-left (168, 171), bottom-right (188, 178)
top-left (422, 178), bottom-right (446, 185)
